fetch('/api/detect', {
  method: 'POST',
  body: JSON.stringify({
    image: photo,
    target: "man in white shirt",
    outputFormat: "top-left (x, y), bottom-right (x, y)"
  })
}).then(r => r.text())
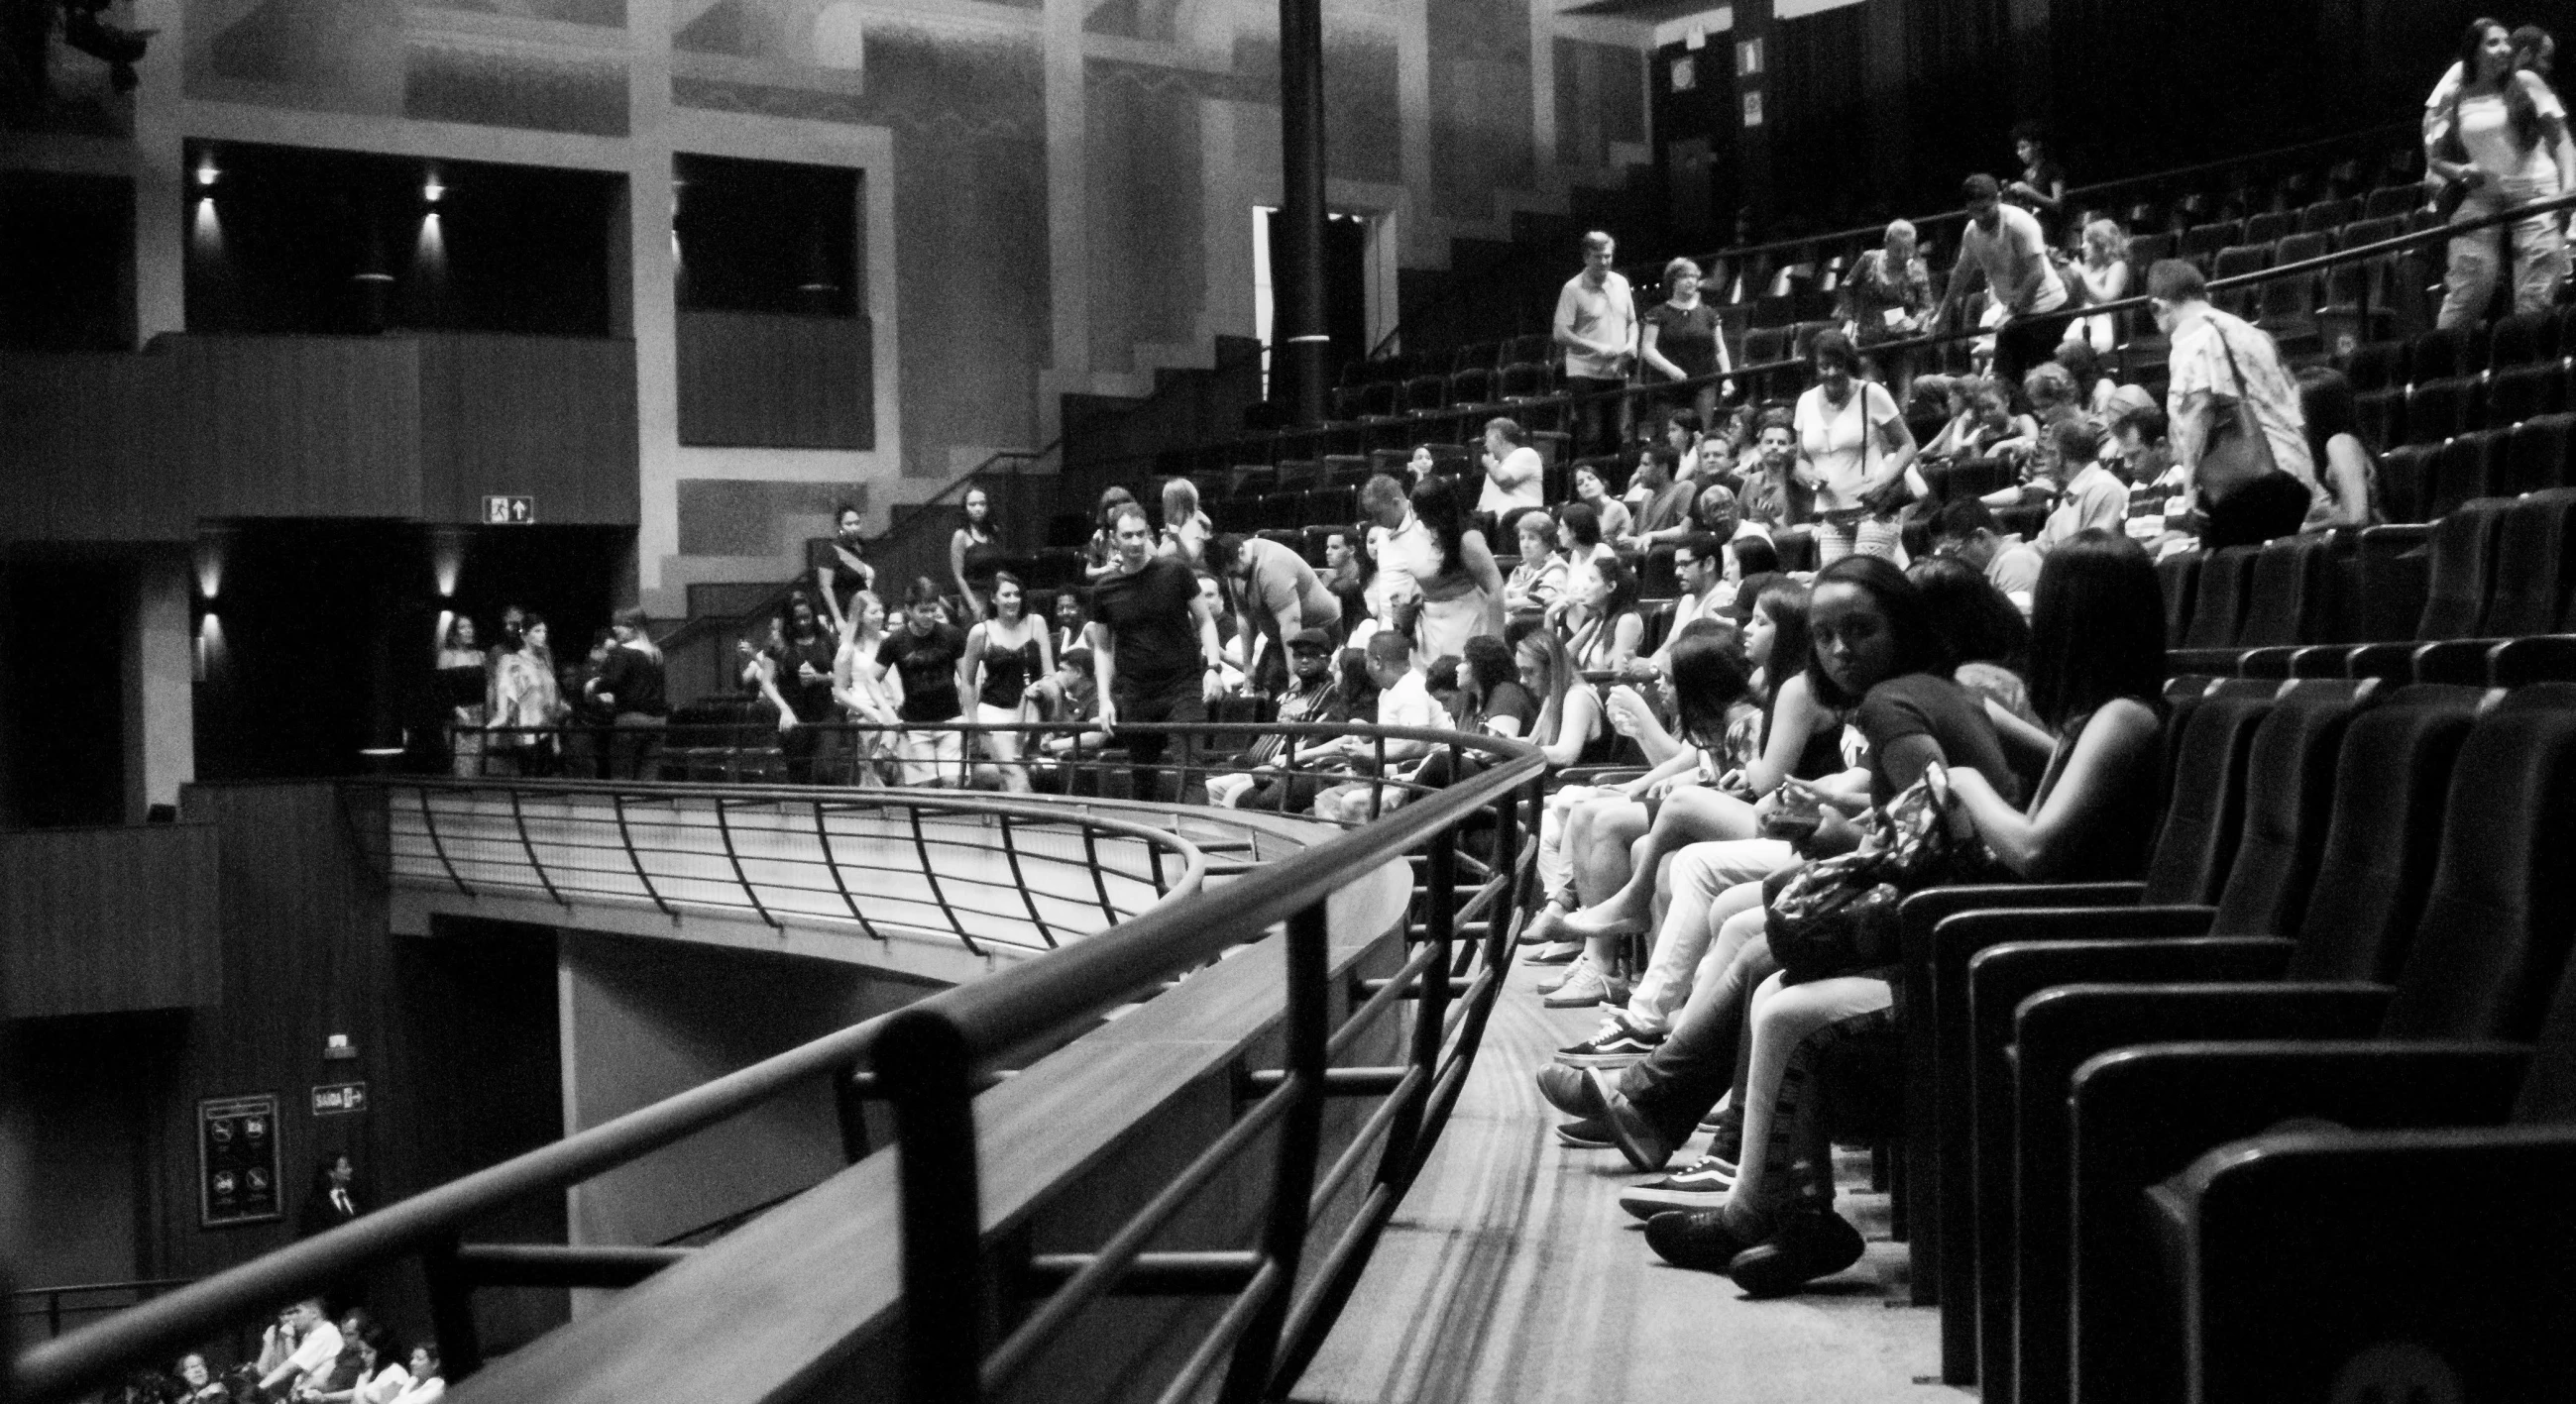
top-left (1936, 173), bottom-right (2071, 389)
top-left (259, 1298), bottom-right (343, 1396)
top-left (1553, 231), bottom-right (1637, 460)
top-left (1930, 497), bottom-right (2044, 613)
top-left (2036, 418), bottom-right (2130, 551)
top-left (1477, 416), bottom-right (1547, 520)
top-left (2150, 259), bottom-right (2317, 549)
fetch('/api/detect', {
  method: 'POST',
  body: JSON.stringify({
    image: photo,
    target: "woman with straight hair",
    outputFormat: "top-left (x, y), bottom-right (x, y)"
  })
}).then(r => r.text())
top-left (958, 571), bottom-right (1052, 792)
top-left (1376, 475), bottom-right (1507, 662)
top-left (950, 485), bottom-right (1005, 621)
top-left (1562, 554), bottom-right (1644, 673)
top-left (1159, 477), bottom-right (1213, 569)
top-left (2298, 366), bottom-right (2384, 530)
top-left (1571, 463), bottom-right (1633, 541)
top-left (487, 613), bottom-right (564, 776)
top-left (1629, 535), bottom-right (2162, 1296)
top-left (2428, 17), bottom-right (2575, 326)
top-left (1642, 256), bottom-right (1732, 432)
top-left (832, 589), bottom-right (900, 783)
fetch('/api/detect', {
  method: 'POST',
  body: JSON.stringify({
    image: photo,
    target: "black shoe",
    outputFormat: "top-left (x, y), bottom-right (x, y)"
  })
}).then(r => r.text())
top-left (1728, 1210), bottom-right (1867, 1298)
top-left (1554, 1117), bottom-right (1614, 1149)
top-left (1594, 1070), bottom-right (1677, 1172)
top-left (1535, 1063), bottom-right (1608, 1120)
top-left (1643, 1208), bottom-right (1757, 1272)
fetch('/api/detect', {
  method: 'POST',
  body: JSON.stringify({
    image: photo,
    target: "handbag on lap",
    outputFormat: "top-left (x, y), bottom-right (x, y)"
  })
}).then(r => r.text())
top-left (1762, 767), bottom-right (2002, 984)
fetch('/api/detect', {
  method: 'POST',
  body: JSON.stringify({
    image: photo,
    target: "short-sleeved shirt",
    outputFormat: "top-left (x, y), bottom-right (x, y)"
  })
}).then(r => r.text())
top-left (1984, 538), bottom-right (2044, 608)
top-left (1644, 300), bottom-right (1726, 379)
top-left (2451, 81), bottom-right (2568, 185)
top-left (1845, 249), bottom-right (1932, 343)
top-left (1479, 445), bottom-right (1547, 516)
top-left (1376, 668), bottom-right (1443, 731)
top-left (1795, 380), bottom-right (1905, 510)
top-left (808, 540), bottom-right (873, 621)
top-left (2165, 305), bottom-right (2316, 490)
top-left (285, 1323), bottom-right (345, 1383)
top-left (1091, 556), bottom-right (1204, 697)
top-left (1958, 205), bottom-right (2068, 316)
top-left (1239, 537), bottom-right (1342, 635)
top-left (1554, 270), bottom-right (1637, 379)
top-left (594, 643), bottom-right (669, 717)
top-left (2038, 463), bottom-right (2130, 549)
top-left (1630, 481), bottom-right (1696, 538)
top-left (769, 631), bottom-right (840, 722)
top-left (1853, 672), bottom-right (2020, 808)
top-left (876, 623), bottom-right (966, 722)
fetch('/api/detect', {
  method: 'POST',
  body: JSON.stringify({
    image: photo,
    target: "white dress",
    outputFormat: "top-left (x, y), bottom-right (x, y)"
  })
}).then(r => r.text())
top-left (1385, 515), bottom-right (1491, 664)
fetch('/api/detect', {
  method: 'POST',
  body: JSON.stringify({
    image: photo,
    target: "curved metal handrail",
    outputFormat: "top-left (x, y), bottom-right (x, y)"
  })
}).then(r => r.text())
top-left (15, 722), bottom-right (1539, 1404)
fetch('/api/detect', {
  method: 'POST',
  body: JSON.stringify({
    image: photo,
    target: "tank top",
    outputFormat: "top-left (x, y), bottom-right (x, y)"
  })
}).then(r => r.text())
top-left (978, 628), bottom-right (1043, 709)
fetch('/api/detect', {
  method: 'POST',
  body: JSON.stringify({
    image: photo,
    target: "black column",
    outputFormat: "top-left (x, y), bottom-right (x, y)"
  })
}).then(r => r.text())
top-left (1276, 0), bottom-right (1329, 426)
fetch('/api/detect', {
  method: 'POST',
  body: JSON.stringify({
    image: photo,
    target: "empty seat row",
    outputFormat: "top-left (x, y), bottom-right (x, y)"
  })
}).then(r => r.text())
top-left (1909, 679), bottom-right (2576, 1401)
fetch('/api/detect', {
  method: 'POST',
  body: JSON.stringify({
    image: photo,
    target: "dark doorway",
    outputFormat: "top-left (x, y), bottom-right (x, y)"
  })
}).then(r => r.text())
top-left (0, 558), bottom-right (132, 827)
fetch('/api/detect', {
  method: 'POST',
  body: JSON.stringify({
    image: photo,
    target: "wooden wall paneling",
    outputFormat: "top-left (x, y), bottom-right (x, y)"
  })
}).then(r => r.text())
top-left (674, 311), bottom-right (871, 450)
top-left (163, 335), bottom-right (423, 521)
top-left (0, 823), bottom-right (222, 1017)
top-left (0, 351), bottom-right (187, 542)
top-left (157, 783), bottom-right (395, 1286)
top-left (416, 333), bottom-right (639, 527)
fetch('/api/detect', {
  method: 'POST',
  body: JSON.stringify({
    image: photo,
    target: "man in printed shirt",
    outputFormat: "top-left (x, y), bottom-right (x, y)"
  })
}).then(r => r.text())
top-left (2150, 260), bottom-right (2315, 549)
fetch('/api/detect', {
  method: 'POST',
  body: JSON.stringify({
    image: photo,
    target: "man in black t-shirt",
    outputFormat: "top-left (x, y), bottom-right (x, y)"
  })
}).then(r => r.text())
top-left (1088, 504), bottom-right (1226, 804)
top-left (877, 580), bottom-right (970, 786)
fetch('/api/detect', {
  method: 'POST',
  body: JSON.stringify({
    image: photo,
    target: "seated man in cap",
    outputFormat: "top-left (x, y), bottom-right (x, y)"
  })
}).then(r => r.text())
top-left (1205, 627), bottom-right (1349, 809)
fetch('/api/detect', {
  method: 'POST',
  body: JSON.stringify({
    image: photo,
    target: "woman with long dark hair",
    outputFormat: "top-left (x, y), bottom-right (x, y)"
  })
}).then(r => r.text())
top-left (1371, 474), bottom-right (1506, 662)
top-left (757, 592), bottom-right (840, 784)
top-left (1563, 554), bottom-right (1644, 672)
top-left (950, 485), bottom-right (1004, 621)
top-left (2298, 366), bottom-right (2383, 530)
top-left (487, 613), bottom-right (563, 776)
top-left (1626, 537), bottom-right (2161, 1296)
top-left (437, 615), bottom-right (487, 777)
top-left (2428, 17), bottom-right (2574, 325)
top-left (958, 571), bottom-right (1052, 792)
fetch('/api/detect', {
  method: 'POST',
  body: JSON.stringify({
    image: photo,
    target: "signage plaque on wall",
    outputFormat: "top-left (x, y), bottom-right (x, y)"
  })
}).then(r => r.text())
top-left (484, 494), bottom-right (536, 524)
top-left (198, 1094), bottom-right (283, 1229)
top-left (311, 1082), bottom-right (369, 1117)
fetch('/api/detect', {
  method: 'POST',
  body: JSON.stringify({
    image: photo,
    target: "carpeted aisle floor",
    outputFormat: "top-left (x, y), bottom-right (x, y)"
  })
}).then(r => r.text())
top-left (1290, 952), bottom-right (1960, 1404)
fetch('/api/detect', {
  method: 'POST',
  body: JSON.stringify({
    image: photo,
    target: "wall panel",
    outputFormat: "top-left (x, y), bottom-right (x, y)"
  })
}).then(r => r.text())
top-left (0, 823), bottom-right (222, 1017)
top-left (419, 333), bottom-right (640, 524)
top-left (672, 312), bottom-right (870, 450)
top-left (161, 335), bottom-right (424, 520)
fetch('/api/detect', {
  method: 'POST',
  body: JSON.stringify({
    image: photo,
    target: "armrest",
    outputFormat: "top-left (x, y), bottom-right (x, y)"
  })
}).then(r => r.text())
top-left (2068, 1040), bottom-right (2530, 1404)
top-left (2490, 633), bottom-right (2576, 688)
top-left (2169, 1120), bottom-right (2576, 1403)
top-left (2409, 638), bottom-right (2499, 687)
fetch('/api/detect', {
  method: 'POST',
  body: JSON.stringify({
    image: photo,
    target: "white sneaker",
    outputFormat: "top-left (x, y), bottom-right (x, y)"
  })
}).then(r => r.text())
top-left (1541, 961), bottom-right (1614, 1009)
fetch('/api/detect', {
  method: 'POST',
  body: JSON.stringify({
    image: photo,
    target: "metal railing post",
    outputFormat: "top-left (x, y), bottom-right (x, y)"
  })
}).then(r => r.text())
top-left (422, 1237), bottom-right (485, 1380)
top-left (879, 1008), bottom-right (984, 1404)
top-left (1213, 898), bottom-right (1332, 1404)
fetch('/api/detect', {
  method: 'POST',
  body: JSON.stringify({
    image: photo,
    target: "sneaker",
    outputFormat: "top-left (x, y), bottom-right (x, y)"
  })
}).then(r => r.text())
top-left (1644, 1206), bottom-right (1759, 1272)
top-left (1535, 1062), bottom-right (1609, 1120)
top-left (1619, 1155), bottom-right (1737, 1221)
top-left (1541, 963), bottom-right (1614, 1009)
top-left (1729, 1210), bottom-right (1868, 1298)
top-left (1555, 1016), bottom-right (1667, 1068)
top-left (1536, 953), bottom-right (1592, 996)
top-left (1553, 1117), bottom-right (1614, 1149)
top-left (1525, 940), bottom-right (1584, 966)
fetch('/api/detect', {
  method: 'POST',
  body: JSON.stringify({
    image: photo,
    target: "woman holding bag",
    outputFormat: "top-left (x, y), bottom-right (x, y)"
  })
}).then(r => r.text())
top-left (1624, 533), bottom-right (2166, 1297)
top-left (1793, 329), bottom-right (1920, 564)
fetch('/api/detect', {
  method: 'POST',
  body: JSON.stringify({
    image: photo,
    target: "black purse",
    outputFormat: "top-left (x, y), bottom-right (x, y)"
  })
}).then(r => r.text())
top-left (1762, 768), bottom-right (2003, 984)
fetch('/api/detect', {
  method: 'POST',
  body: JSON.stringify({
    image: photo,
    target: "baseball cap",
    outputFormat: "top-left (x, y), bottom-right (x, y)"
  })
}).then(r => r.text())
top-left (1287, 627), bottom-right (1335, 653)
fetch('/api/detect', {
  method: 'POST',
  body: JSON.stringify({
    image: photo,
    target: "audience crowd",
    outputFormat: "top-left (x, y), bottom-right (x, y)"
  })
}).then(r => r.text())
top-left (378, 14), bottom-right (2573, 1321)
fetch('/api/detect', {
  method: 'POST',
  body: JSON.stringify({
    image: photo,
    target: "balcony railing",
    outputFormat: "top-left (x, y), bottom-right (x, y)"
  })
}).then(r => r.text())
top-left (14, 721), bottom-right (1543, 1404)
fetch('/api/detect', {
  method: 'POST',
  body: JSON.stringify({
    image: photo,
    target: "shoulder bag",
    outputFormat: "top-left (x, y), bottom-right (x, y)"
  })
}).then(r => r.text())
top-left (2193, 322), bottom-right (2281, 504)
top-left (1762, 766), bottom-right (2003, 984)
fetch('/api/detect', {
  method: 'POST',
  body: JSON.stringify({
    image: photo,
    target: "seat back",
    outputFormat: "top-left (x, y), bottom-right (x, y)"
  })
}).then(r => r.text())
top-left (2376, 443), bottom-right (2435, 524)
top-left (2208, 692), bottom-right (2363, 937)
top-left (2502, 412), bottom-right (2576, 496)
top-left (2427, 428), bottom-right (2507, 519)
top-left (2237, 535), bottom-right (2337, 648)
top-left (2382, 691), bottom-right (2576, 1039)
top-left (2484, 488), bottom-right (2576, 636)
top-left (2487, 309), bottom-right (2558, 368)
top-left (2346, 340), bottom-right (2404, 393)
top-left (2486, 362), bottom-right (2566, 429)
top-left (2407, 377), bottom-right (2481, 446)
top-left (2141, 695), bottom-right (2275, 905)
top-left (2283, 686), bottom-right (2484, 980)
top-left (2156, 550), bottom-right (2202, 648)
top-left (2413, 495), bottom-right (2513, 639)
top-left (2184, 545), bottom-right (2259, 649)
